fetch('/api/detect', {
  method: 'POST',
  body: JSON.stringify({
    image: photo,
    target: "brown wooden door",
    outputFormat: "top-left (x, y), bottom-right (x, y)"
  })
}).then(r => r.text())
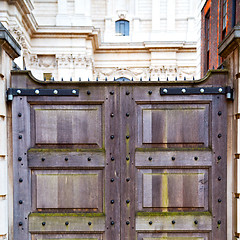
top-left (12, 71), bottom-right (228, 240)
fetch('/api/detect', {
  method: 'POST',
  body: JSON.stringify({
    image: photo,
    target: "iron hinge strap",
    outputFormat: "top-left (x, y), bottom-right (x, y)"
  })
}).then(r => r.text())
top-left (7, 88), bottom-right (79, 101)
top-left (160, 86), bottom-right (233, 100)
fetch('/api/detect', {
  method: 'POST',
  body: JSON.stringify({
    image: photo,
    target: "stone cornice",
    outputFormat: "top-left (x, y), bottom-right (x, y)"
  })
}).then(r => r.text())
top-left (218, 26), bottom-right (240, 58)
top-left (0, 22), bottom-right (21, 59)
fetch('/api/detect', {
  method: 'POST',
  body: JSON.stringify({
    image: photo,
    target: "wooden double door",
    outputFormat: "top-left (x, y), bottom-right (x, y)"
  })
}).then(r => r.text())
top-left (12, 71), bottom-right (227, 240)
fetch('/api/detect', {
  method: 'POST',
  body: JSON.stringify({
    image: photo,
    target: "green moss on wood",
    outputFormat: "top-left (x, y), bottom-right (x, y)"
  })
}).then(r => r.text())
top-left (136, 211), bottom-right (212, 217)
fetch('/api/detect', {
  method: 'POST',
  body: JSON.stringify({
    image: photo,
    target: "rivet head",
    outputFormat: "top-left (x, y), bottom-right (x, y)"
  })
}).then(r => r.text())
top-left (218, 198), bottom-right (222, 203)
top-left (163, 89), bottom-right (168, 93)
top-left (217, 156), bottom-right (222, 160)
top-left (111, 221), bottom-right (115, 225)
top-left (126, 157), bottom-right (130, 161)
top-left (42, 222), bottom-right (46, 226)
top-left (126, 178), bottom-right (130, 182)
top-left (18, 135), bottom-right (22, 139)
top-left (126, 113), bottom-right (130, 117)
top-left (18, 157), bottom-right (22, 161)
top-left (111, 157), bottom-right (115, 161)
top-left (200, 88), bottom-right (204, 93)
top-left (19, 178), bottom-right (23, 182)
top-left (88, 157), bottom-right (91, 161)
top-left (218, 220), bottom-right (221, 225)
top-left (111, 178), bottom-right (114, 182)
top-left (72, 90), bottom-right (77, 94)
top-left (19, 200), bottom-right (23, 204)
top-left (126, 199), bottom-right (130, 204)
top-left (181, 89), bottom-right (186, 93)
top-left (126, 91), bottom-right (130, 95)
top-left (218, 133), bottom-right (222, 138)
top-left (172, 157), bottom-right (175, 161)
top-left (65, 221), bottom-right (69, 226)
top-left (17, 90), bottom-right (21, 95)
top-left (194, 220), bottom-right (198, 225)
top-left (18, 113), bottom-right (22, 117)
top-left (148, 90), bottom-right (152, 95)
top-left (88, 222), bottom-right (92, 226)
top-left (126, 135), bottom-right (130, 139)
top-left (148, 157), bottom-right (152, 161)
top-left (19, 222), bottom-right (23, 226)
top-left (110, 135), bottom-right (114, 139)
top-left (126, 221), bottom-right (130, 225)
top-left (87, 90), bottom-right (91, 95)
top-left (111, 113), bottom-right (114, 117)
top-left (111, 200), bottom-right (114, 204)
top-left (41, 158), bottom-right (45, 162)
top-left (35, 89), bottom-right (40, 95)
top-left (65, 157), bottom-right (68, 161)
top-left (218, 88), bottom-right (223, 93)
top-left (172, 220), bottom-right (176, 224)
top-left (110, 91), bottom-right (114, 95)
top-left (194, 156), bottom-right (198, 161)
top-left (53, 90), bottom-right (58, 95)
top-left (218, 111), bottom-right (222, 116)
top-left (149, 221), bottom-right (153, 225)
top-left (218, 177), bottom-right (222, 181)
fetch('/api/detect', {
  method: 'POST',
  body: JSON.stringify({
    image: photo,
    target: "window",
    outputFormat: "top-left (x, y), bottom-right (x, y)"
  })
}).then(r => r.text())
top-left (222, 0), bottom-right (227, 38)
top-left (115, 20), bottom-right (129, 36)
top-left (205, 11), bottom-right (210, 73)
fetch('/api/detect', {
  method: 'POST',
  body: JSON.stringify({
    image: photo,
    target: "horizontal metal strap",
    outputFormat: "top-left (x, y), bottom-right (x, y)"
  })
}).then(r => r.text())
top-left (160, 86), bottom-right (231, 96)
top-left (7, 88), bottom-right (79, 100)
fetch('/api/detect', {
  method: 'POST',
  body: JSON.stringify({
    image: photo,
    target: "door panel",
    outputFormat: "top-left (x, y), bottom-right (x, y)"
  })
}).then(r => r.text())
top-left (11, 71), bottom-right (228, 240)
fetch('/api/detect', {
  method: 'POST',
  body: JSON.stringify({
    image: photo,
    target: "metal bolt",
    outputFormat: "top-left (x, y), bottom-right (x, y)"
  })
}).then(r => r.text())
top-left (126, 91), bottom-right (130, 95)
top-left (194, 220), bottom-right (198, 225)
top-left (65, 221), bottom-right (69, 226)
top-left (110, 135), bottom-right (114, 139)
top-left (111, 200), bottom-right (114, 204)
top-left (41, 158), bottom-right (45, 162)
top-left (218, 198), bottom-right (222, 203)
top-left (163, 89), bottom-right (168, 93)
top-left (218, 111), bottom-right (222, 116)
top-left (88, 157), bottom-right (91, 161)
top-left (110, 91), bottom-right (114, 95)
top-left (72, 90), bottom-right (77, 94)
top-left (126, 199), bottom-right (130, 204)
top-left (172, 220), bottom-right (175, 224)
top-left (19, 178), bottom-right (23, 183)
top-left (149, 221), bottom-right (152, 225)
top-left (19, 200), bottom-right (23, 204)
top-left (126, 113), bottom-right (130, 117)
top-left (218, 156), bottom-right (222, 160)
top-left (126, 135), bottom-right (130, 139)
top-left (53, 90), bottom-right (58, 95)
top-left (19, 222), bottom-right (23, 226)
top-left (218, 133), bottom-right (222, 138)
top-left (148, 157), bottom-right (152, 161)
top-left (18, 113), bottom-right (22, 117)
top-left (200, 88), bottom-right (204, 93)
top-left (126, 221), bottom-right (130, 225)
top-left (172, 157), bottom-right (175, 161)
top-left (111, 113), bottom-right (114, 117)
top-left (148, 90), bottom-right (152, 95)
top-left (218, 88), bottom-right (223, 93)
top-left (111, 221), bottom-right (115, 225)
top-left (218, 177), bottom-right (222, 181)
top-left (126, 157), bottom-right (130, 161)
top-left (194, 157), bottom-right (198, 161)
top-left (111, 178), bottom-right (114, 182)
top-left (19, 135), bottom-right (22, 139)
top-left (65, 157), bottom-right (69, 162)
top-left (87, 90), bottom-right (91, 95)
top-left (218, 220), bottom-right (221, 225)
top-left (181, 89), bottom-right (186, 93)
top-left (42, 222), bottom-right (46, 226)
top-left (18, 157), bottom-right (22, 161)
top-left (17, 90), bottom-right (21, 95)
top-left (111, 157), bottom-right (115, 161)
top-left (88, 222), bottom-right (92, 226)
top-left (126, 178), bottom-right (130, 182)
top-left (35, 89), bottom-right (40, 95)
